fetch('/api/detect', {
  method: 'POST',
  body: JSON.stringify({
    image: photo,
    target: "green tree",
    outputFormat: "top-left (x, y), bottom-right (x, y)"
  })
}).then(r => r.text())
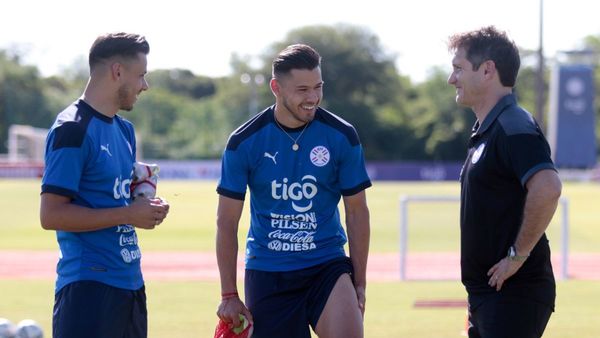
top-left (403, 67), bottom-right (472, 160)
top-left (0, 50), bottom-right (54, 153)
top-left (256, 24), bottom-right (407, 159)
top-left (147, 69), bottom-right (216, 99)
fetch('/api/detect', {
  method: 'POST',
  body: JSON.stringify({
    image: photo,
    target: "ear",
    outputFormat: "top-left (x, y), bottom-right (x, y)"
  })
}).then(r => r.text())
top-left (270, 78), bottom-right (280, 96)
top-left (482, 60), bottom-right (496, 79)
top-left (110, 62), bottom-right (122, 81)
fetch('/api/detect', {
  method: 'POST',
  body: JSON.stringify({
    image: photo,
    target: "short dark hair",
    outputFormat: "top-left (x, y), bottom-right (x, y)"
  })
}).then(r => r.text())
top-left (89, 32), bottom-right (150, 70)
top-left (448, 26), bottom-right (520, 87)
top-left (272, 44), bottom-right (321, 78)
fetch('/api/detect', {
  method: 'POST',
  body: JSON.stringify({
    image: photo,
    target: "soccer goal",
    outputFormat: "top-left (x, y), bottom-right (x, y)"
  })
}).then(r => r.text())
top-left (398, 195), bottom-right (570, 281)
top-left (7, 124), bottom-right (48, 162)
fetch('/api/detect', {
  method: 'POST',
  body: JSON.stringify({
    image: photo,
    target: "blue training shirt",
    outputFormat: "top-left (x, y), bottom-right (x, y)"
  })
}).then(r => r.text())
top-left (217, 106), bottom-right (372, 271)
top-left (42, 99), bottom-right (143, 293)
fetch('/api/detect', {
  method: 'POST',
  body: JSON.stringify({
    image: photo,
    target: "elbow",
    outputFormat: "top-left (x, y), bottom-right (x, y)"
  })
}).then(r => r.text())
top-left (39, 211), bottom-right (57, 231)
top-left (40, 218), bottom-right (55, 231)
top-left (549, 176), bottom-right (562, 201)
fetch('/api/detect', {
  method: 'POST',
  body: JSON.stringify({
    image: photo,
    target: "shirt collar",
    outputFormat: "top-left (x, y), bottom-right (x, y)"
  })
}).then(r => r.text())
top-left (473, 93), bottom-right (516, 137)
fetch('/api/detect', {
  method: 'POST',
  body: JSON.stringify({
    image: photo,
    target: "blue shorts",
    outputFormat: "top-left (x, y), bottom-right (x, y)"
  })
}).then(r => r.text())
top-left (245, 256), bottom-right (354, 338)
top-left (53, 281), bottom-right (147, 338)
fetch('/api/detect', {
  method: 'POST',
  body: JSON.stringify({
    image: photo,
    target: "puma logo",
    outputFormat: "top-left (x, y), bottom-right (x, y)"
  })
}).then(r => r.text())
top-left (264, 151), bottom-right (278, 164)
top-left (100, 144), bottom-right (112, 157)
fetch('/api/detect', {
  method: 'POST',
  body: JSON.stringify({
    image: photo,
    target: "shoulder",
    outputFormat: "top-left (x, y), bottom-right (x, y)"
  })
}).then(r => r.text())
top-left (51, 101), bottom-right (96, 150)
top-left (314, 107), bottom-right (360, 146)
top-left (115, 115), bottom-right (134, 129)
top-left (497, 104), bottom-right (540, 136)
top-left (114, 115), bottom-right (135, 137)
top-left (226, 107), bottom-right (273, 151)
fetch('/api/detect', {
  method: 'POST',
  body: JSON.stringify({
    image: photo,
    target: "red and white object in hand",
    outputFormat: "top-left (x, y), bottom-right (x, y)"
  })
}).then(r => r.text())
top-left (131, 162), bottom-right (159, 199)
top-left (214, 314), bottom-right (253, 338)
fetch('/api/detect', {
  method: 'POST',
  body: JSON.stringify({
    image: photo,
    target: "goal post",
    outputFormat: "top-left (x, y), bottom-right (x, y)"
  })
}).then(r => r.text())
top-left (398, 195), bottom-right (570, 281)
top-left (7, 124), bottom-right (48, 162)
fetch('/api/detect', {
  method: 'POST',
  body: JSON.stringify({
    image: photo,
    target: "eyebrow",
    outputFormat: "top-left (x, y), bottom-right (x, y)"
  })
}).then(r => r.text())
top-left (296, 82), bottom-right (323, 88)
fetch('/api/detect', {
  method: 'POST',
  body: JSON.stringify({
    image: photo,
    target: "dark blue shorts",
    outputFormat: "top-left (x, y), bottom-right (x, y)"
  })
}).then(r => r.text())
top-left (245, 256), bottom-right (354, 338)
top-left (53, 280), bottom-right (147, 338)
top-left (468, 293), bottom-right (553, 338)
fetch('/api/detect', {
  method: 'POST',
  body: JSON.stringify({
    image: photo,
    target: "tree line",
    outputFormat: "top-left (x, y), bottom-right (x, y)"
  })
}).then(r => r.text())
top-left (1, 24), bottom-right (598, 161)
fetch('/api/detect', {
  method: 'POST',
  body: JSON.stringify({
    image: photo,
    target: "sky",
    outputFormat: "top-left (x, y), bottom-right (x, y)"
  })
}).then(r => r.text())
top-left (1, 0), bottom-right (599, 83)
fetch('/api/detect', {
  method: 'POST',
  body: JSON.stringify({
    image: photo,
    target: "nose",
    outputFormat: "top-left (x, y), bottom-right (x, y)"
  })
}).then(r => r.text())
top-left (307, 89), bottom-right (320, 103)
top-left (448, 72), bottom-right (457, 85)
top-left (447, 72), bottom-right (456, 85)
top-left (142, 78), bottom-right (149, 91)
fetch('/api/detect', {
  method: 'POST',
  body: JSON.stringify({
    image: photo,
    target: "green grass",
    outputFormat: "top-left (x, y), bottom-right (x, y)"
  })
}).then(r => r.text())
top-left (2, 179), bottom-right (599, 252)
top-left (1, 179), bottom-right (599, 337)
top-left (0, 279), bottom-right (598, 338)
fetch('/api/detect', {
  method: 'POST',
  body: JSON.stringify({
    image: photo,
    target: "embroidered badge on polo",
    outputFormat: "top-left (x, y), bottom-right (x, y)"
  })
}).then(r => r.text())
top-left (310, 146), bottom-right (330, 167)
top-left (471, 143), bottom-right (486, 164)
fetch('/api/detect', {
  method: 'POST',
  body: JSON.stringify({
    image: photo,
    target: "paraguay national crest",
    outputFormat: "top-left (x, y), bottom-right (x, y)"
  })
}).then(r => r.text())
top-left (310, 145), bottom-right (330, 167)
top-left (471, 142), bottom-right (486, 164)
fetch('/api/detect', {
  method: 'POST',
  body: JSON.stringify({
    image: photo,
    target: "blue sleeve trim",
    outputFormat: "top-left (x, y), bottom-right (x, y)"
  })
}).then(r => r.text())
top-left (341, 180), bottom-right (372, 196)
top-left (41, 184), bottom-right (77, 198)
top-left (216, 187), bottom-right (246, 200)
top-left (520, 163), bottom-right (557, 187)
top-left (226, 108), bottom-right (272, 151)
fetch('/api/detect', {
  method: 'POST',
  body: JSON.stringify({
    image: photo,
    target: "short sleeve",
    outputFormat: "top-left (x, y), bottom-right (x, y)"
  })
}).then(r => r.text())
top-left (216, 147), bottom-right (249, 200)
top-left (338, 137), bottom-right (372, 196)
top-left (503, 132), bottom-right (556, 187)
top-left (41, 125), bottom-right (89, 197)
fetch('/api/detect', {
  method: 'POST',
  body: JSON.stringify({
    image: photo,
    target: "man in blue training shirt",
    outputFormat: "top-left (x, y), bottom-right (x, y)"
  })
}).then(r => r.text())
top-left (40, 32), bottom-right (170, 338)
top-left (216, 44), bottom-right (371, 338)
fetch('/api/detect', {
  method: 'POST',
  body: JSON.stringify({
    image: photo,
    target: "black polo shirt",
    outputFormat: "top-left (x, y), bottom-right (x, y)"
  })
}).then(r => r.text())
top-left (460, 94), bottom-right (556, 308)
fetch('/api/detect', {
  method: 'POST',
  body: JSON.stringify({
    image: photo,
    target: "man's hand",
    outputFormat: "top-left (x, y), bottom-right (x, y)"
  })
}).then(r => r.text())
top-left (127, 197), bottom-right (169, 229)
top-left (487, 257), bottom-right (525, 291)
top-left (355, 285), bottom-right (366, 316)
top-left (216, 296), bottom-right (253, 328)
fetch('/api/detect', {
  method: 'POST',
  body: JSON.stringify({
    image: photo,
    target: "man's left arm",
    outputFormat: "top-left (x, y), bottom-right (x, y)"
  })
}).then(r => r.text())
top-left (343, 190), bottom-right (370, 314)
top-left (488, 169), bottom-right (562, 290)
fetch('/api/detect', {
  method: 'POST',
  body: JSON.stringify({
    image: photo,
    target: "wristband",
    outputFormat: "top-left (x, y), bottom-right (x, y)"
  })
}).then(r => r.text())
top-left (221, 291), bottom-right (239, 300)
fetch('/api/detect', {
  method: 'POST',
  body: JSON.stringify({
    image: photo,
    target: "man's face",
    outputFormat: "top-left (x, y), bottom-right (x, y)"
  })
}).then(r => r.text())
top-left (117, 53), bottom-right (149, 111)
top-left (447, 48), bottom-right (484, 108)
top-left (274, 67), bottom-right (323, 125)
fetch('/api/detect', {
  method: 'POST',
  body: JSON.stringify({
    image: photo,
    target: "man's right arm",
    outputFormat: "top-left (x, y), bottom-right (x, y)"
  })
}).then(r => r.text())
top-left (40, 192), bottom-right (168, 231)
top-left (215, 194), bottom-right (253, 327)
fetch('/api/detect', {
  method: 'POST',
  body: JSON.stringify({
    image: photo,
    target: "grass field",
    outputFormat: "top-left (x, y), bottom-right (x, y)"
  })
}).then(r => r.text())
top-left (0, 179), bottom-right (599, 337)
top-left (2, 179), bottom-right (599, 252)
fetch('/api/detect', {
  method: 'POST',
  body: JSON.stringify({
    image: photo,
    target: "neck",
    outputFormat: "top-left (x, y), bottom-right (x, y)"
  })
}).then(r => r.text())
top-left (82, 77), bottom-right (119, 117)
top-left (273, 103), bottom-right (306, 128)
top-left (472, 87), bottom-right (512, 123)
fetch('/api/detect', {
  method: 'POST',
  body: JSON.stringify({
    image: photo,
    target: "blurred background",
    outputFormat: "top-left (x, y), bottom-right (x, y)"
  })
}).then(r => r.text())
top-left (0, 0), bottom-right (599, 337)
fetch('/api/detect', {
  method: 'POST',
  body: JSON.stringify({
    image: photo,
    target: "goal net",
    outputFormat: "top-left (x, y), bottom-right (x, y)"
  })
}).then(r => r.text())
top-left (7, 124), bottom-right (48, 163)
top-left (398, 195), bottom-right (569, 281)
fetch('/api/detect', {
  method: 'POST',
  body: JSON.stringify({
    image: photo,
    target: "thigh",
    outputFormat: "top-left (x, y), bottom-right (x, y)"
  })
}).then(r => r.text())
top-left (53, 281), bottom-right (138, 338)
top-left (245, 270), bottom-right (311, 338)
top-left (314, 273), bottom-right (363, 338)
top-left (472, 295), bottom-right (553, 338)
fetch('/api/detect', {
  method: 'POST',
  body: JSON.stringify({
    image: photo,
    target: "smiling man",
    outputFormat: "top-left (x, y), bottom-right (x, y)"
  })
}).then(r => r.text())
top-left (215, 44), bottom-right (371, 338)
top-left (40, 33), bottom-right (169, 338)
top-left (447, 27), bottom-right (562, 338)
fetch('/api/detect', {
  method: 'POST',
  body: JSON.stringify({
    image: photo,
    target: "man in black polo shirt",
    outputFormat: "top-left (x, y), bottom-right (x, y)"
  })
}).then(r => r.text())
top-left (447, 26), bottom-right (563, 338)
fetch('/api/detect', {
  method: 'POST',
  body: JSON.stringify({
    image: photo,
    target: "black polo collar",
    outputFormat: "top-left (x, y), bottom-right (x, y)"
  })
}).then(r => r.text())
top-left (471, 94), bottom-right (516, 138)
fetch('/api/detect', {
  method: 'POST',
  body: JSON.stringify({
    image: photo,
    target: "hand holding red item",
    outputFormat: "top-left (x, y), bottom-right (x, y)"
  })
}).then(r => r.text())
top-left (214, 314), bottom-right (253, 338)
